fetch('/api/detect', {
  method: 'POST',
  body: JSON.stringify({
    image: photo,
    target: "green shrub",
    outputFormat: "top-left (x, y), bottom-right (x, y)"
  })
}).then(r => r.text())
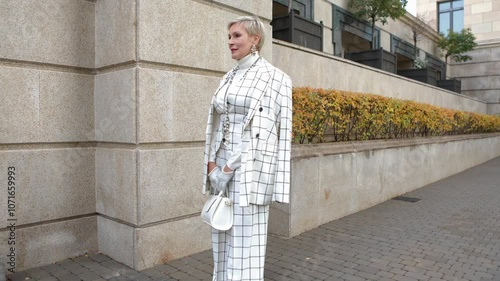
top-left (293, 87), bottom-right (500, 144)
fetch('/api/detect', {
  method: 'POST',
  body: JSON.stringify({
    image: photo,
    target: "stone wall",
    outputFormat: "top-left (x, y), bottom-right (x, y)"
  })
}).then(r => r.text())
top-left (449, 43), bottom-right (500, 116)
top-left (0, 0), bottom-right (97, 271)
top-left (273, 40), bottom-right (488, 114)
top-left (0, 0), bottom-right (273, 271)
top-left (269, 133), bottom-right (500, 237)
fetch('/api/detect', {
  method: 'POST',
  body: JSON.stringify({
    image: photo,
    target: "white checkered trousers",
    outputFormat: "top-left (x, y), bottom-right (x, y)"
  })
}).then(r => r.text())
top-left (202, 58), bottom-right (292, 280)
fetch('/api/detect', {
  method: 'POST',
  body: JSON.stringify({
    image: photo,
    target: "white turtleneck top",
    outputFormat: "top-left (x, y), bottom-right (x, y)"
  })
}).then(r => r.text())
top-left (209, 52), bottom-right (261, 171)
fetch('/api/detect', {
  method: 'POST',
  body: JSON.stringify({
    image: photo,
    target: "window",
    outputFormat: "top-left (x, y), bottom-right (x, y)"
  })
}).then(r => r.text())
top-left (438, 0), bottom-right (464, 34)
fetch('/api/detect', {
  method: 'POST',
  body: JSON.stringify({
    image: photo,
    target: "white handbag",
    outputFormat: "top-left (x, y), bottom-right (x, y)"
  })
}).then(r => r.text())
top-left (201, 191), bottom-right (233, 230)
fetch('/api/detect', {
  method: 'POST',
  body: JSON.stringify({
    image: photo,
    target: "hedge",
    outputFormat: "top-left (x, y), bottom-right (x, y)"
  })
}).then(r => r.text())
top-left (293, 87), bottom-right (500, 144)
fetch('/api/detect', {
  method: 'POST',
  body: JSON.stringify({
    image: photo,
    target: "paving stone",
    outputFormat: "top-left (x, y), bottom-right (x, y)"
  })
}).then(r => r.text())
top-left (35, 277), bottom-right (58, 281)
top-left (186, 269), bottom-right (212, 280)
top-left (101, 260), bottom-right (128, 272)
top-left (5, 271), bottom-right (29, 281)
top-left (59, 264), bottom-right (87, 275)
top-left (77, 270), bottom-right (101, 281)
top-left (55, 273), bottom-right (83, 281)
top-left (355, 270), bottom-right (381, 280)
top-left (405, 271), bottom-right (430, 281)
top-left (150, 265), bottom-right (178, 275)
top-left (40, 264), bottom-right (64, 274)
top-left (107, 277), bottom-right (130, 281)
top-left (24, 269), bottom-right (52, 279)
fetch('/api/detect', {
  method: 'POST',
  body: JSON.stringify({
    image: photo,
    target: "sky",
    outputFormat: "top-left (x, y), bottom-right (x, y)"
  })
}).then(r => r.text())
top-left (407, 0), bottom-right (417, 16)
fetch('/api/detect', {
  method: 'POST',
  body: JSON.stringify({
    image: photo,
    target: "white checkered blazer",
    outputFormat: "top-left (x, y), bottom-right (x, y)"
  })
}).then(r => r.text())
top-left (202, 58), bottom-right (292, 207)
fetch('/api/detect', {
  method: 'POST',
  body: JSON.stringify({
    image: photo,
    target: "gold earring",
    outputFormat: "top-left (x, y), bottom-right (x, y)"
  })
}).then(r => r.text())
top-left (251, 45), bottom-right (257, 55)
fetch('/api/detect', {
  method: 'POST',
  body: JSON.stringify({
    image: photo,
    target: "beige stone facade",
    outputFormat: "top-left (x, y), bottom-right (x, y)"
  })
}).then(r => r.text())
top-left (0, 0), bottom-right (272, 271)
top-left (0, 0), bottom-right (498, 273)
top-left (416, 0), bottom-right (500, 114)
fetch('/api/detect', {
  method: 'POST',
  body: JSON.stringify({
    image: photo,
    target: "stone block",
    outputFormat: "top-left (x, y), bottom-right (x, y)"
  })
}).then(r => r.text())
top-left (471, 22), bottom-right (492, 34)
top-left (139, 0), bottom-right (271, 72)
top-left (323, 26), bottom-right (334, 54)
top-left (269, 201), bottom-right (290, 237)
top-left (479, 31), bottom-right (500, 42)
top-left (135, 216), bottom-right (212, 270)
top-left (0, 148), bottom-right (95, 226)
top-left (138, 68), bottom-right (218, 143)
top-left (380, 146), bottom-right (430, 197)
top-left (314, 0), bottom-right (332, 29)
top-left (0, 67), bottom-right (94, 143)
top-left (95, 0), bottom-right (136, 68)
top-left (482, 11), bottom-right (500, 23)
top-left (492, 45), bottom-right (500, 60)
top-left (96, 148), bottom-right (137, 224)
top-left (97, 216), bottom-right (134, 268)
top-left (290, 157), bottom-right (319, 237)
top-left (466, 14), bottom-right (484, 25)
top-left (0, 0), bottom-right (94, 68)
top-left (138, 147), bottom-right (205, 224)
top-left (40, 71), bottom-right (94, 142)
top-left (0, 66), bottom-right (40, 143)
top-left (455, 48), bottom-right (491, 64)
top-left (462, 90), bottom-right (500, 103)
top-left (450, 61), bottom-right (498, 77)
top-left (493, 20), bottom-right (500, 32)
top-left (471, 2), bottom-right (493, 14)
top-left (94, 68), bottom-right (136, 143)
top-left (461, 76), bottom-right (490, 91)
top-left (317, 154), bottom-right (355, 225)
top-left (212, 0), bottom-right (271, 20)
top-left (0, 216), bottom-right (97, 271)
top-left (487, 103), bottom-right (500, 115)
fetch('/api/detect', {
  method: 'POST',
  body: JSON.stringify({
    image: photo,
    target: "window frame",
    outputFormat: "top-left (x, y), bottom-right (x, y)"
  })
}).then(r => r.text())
top-left (437, 0), bottom-right (464, 35)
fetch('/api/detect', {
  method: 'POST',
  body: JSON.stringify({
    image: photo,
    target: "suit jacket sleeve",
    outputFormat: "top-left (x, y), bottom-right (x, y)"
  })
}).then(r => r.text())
top-left (273, 75), bottom-right (292, 203)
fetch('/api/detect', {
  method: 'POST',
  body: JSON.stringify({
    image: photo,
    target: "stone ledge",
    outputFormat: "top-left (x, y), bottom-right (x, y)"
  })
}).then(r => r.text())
top-left (292, 133), bottom-right (500, 160)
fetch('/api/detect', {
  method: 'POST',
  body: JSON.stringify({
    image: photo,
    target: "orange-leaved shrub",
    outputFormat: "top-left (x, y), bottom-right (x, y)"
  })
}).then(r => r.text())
top-left (292, 87), bottom-right (500, 144)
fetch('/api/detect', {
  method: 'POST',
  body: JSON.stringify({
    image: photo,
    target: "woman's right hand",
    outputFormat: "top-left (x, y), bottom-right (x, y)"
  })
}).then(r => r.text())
top-left (208, 165), bottom-right (234, 193)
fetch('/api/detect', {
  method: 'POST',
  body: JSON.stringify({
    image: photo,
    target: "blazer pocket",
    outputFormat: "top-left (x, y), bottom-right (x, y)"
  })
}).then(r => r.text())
top-left (252, 141), bottom-right (278, 187)
top-left (259, 141), bottom-right (278, 156)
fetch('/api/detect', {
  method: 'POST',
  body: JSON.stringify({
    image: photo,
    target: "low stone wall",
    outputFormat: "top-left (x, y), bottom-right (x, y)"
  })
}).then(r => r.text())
top-left (269, 133), bottom-right (500, 237)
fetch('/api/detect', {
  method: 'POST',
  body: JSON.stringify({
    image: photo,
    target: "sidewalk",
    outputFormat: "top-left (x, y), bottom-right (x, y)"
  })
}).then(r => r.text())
top-left (7, 157), bottom-right (500, 281)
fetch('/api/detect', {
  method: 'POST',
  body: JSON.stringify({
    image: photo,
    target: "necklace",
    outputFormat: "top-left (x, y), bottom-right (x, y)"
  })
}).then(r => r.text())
top-left (222, 57), bottom-right (261, 147)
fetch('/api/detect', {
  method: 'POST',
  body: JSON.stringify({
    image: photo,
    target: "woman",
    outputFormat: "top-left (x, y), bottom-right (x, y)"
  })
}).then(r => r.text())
top-left (201, 16), bottom-right (292, 281)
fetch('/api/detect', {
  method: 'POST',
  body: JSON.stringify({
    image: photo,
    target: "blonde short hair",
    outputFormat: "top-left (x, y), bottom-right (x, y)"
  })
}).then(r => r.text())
top-left (227, 16), bottom-right (265, 51)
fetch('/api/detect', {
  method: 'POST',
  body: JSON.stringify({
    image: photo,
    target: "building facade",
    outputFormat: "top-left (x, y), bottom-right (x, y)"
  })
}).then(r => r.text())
top-left (417, 0), bottom-right (500, 115)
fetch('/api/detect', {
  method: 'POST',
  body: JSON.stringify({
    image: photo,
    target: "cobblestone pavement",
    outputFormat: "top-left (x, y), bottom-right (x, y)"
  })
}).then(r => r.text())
top-left (7, 157), bottom-right (500, 281)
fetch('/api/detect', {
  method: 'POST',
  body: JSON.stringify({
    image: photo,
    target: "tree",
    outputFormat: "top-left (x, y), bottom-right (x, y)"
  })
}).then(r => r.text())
top-left (348, 0), bottom-right (408, 49)
top-left (437, 28), bottom-right (478, 63)
top-left (408, 12), bottom-right (434, 57)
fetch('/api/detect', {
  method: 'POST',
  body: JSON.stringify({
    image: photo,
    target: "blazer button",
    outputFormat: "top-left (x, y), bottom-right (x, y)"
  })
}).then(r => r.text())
top-left (259, 107), bottom-right (263, 112)
top-left (255, 133), bottom-right (259, 138)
